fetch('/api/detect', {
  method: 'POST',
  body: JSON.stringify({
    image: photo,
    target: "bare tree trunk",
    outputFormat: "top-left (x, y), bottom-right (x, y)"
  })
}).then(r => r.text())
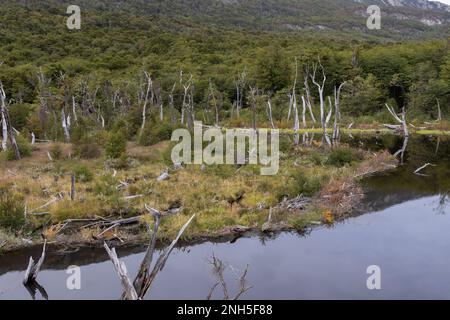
top-left (436, 98), bottom-right (442, 122)
top-left (249, 86), bottom-right (258, 131)
top-left (140, 71), bottom-right (153, 135)
top-left (235, 70), bottom-right (247, 118)
top-left (209, 80), bottom-right (219, 126)
top-left (385, 103), bottom-right (409, 137)
top-left (1, 103), bottom-right (6, 151)
top-left (70, 173), bottom-right (76, 201)
top-left (61, 108), bottom-right (70, 142)
top-left (0, 81), bottom-right (20, 159)
top-left (169, 82), bottom-right (176, 125)
top-left (303, 69), bottom-right (316, 124)
top-left (333, 83), bottom-right (345, 141)
top-left (267, 99), bottom-right (275, 129)
top-left (310, 59), bottom-right (327, 141)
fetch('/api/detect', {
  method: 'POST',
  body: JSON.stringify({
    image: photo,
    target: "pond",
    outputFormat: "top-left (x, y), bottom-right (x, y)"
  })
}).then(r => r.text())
top-left (1, 134), bottom-right (449, 300)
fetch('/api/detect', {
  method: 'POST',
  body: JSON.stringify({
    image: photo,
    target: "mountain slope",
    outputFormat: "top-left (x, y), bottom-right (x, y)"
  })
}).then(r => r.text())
top-left (0, 0), bottom-right (449, 40)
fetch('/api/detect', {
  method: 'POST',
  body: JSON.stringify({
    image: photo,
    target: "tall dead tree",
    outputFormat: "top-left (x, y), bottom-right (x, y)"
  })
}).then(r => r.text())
top-left (267, 98), bottom-right (276, 129)
top-left (235, 70), bottom-right (247, 118)
top-left (180, 72), bottom-right (194, 127)
top-left (208, 80), bottom-right (220, 126)
top-left (310, 58), bottom-right (327, 140)
top-left (0, 81), bottom-right (20, 159)
top-left (140, 71), bottom-right (153, 136)
top-left (303, 66), bottom-right (317, 125)
top-left (249, 86), bottom-right (258, 131)
top-left (332, 83), bottom-right (346, 141)
top-left (169, 82), bottom-right (177, 124)
top-left (436, 97), bottom-right (442, 122)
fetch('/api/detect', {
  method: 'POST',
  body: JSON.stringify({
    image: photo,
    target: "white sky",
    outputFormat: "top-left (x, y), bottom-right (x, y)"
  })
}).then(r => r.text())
top-left (433, 0), bottom-right (450, 5)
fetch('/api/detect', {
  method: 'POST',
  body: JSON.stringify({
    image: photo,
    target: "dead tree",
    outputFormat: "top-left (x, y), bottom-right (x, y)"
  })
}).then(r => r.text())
top-left (207, 254), bottom-right (251, 300)
top-left (70, 173), bottom-right (76, 201)
top-left (156, 87), bottom-right (163, 122)
top-left (332, 83), bottom-right (346, 141)
top-left (267, 98), bottom-right (276, 129)
top-left (385, 103), bottom-right (409, 137)
top-left (235, 70), bottom-right (247, 118)
top-left (140, 71), bottom-right (153, 136)
top-left (0, 81), bottom-right (20, 159)
top-left (105, 205), bottom-right (196, 300)
top-left (436, 98), bottom-right (442, 122)
top-left (61, 108), bottom-right (70, 142)
top-left (169, 82), bottom-right (177, 124)
top-left (23, 240), bottom-right (47, 285)
top-left (303, 67), bottom-right (317, 125)
top-left (208, 80), bottom-right (220, 126)
top-left (1, 88), bottom-right (7, 151)
top-left (249, 86), bottom-right (258, 131)
top-left (179, 72), bottom-right (194, 128)
top-left (310, 58), bottom-right (327, 140)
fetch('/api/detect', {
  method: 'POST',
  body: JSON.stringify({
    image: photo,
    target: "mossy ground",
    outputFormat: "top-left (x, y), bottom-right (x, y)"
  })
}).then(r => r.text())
top-left (0, 136), bottom-right (398, 251)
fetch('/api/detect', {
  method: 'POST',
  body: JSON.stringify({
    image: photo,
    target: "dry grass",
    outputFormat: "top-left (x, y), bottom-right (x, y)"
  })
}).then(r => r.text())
top-left (0, 140), bottom-right (398, 248)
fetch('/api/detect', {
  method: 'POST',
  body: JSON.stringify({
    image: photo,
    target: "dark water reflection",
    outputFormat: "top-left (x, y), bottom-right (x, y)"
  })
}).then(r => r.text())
top-left (1, 135), bottom-right (450, 300)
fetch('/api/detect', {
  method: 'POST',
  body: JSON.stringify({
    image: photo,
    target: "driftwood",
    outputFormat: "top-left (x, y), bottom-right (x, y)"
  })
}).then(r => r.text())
top-left (104, 243), bottom-right (139, 300)
top-left (414, 163), bottom-right (436, 176)
top-left (23, 240), bottom-right (47, 285)
top-left (207, 254), bottom-right (252, 300)
top-left (157, 170), bottom-right (169, 181)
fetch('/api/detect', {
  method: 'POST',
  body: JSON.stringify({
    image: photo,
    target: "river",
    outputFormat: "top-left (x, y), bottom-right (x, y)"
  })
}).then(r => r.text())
top-left (1, 134), bottom-right (449, 300)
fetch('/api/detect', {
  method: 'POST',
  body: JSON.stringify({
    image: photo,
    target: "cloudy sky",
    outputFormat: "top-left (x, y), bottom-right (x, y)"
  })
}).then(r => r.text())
top-left (434, 0), bottom-right (450, 5)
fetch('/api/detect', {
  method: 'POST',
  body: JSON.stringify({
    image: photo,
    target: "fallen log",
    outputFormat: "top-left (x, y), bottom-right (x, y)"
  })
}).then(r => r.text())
top-left (414, 163), bottom-right (436, 175)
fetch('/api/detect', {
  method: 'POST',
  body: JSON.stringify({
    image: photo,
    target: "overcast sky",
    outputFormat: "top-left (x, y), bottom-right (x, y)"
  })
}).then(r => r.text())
top-left (433, 0), bottom-right (450, 5)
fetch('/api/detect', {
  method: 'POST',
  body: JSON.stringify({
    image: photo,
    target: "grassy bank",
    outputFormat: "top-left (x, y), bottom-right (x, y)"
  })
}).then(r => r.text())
top-left (0, 137), bottom-right (398, 252)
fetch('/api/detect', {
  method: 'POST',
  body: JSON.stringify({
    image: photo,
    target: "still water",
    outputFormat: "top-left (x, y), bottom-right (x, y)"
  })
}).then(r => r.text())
top-left (1, 135), bottom-right (449, 300)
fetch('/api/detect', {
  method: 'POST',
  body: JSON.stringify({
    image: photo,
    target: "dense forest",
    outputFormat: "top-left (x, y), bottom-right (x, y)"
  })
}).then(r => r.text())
top-left (0, 0), bottom-right (449, 153)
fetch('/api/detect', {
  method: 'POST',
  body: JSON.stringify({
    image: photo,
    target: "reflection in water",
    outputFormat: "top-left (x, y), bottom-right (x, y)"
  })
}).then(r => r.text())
top-left (24, 280), bottom-right (48, 300)
top-left (1, 135), bottom-right (450, 300)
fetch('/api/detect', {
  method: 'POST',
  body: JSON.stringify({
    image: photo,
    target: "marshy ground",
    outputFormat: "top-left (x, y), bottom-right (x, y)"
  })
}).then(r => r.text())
top-left (0, 133), bottom-right (398, 253)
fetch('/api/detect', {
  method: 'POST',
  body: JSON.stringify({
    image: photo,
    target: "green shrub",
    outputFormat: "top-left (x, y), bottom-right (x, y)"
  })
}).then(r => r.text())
top-left (0, 187), bottom-right (25, 230)
top-left (73, 165), bottom-right (94, 182)
top-left (325, 147), bottom-right (363, 167)
top-left (6, 135), bottom-right (32, 160)
top-left (106, 132), bottom-right (126, 159)
top-left (276, 171), bottom-right (322, 201)
top-left (138, 122), bottom-right (175, 146)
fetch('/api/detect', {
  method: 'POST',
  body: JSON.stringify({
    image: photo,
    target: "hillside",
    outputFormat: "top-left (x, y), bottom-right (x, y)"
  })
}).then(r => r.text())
top-left (0, 0), bottom-right (449, 40)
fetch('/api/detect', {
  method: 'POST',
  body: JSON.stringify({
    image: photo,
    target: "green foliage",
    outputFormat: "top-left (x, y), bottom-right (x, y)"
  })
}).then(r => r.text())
top-left (106, 132), bottom-right (127, 159)
top-left (8, 103), bottom-right (34, 131)
top-left (325, 147), bottom-right (363, 167)
top-left (0, 187), bottom-right (25, 231)
top-left (6, 135), bottom-right (32, 160)
top-left (277, 171), bottom-right (323, 201)
top-left (255, 47), bottom-right (291, 93)
top-left (73, 165), bottom-right (94, 183)
top-left (138, 122), bottom-right (176, 146)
